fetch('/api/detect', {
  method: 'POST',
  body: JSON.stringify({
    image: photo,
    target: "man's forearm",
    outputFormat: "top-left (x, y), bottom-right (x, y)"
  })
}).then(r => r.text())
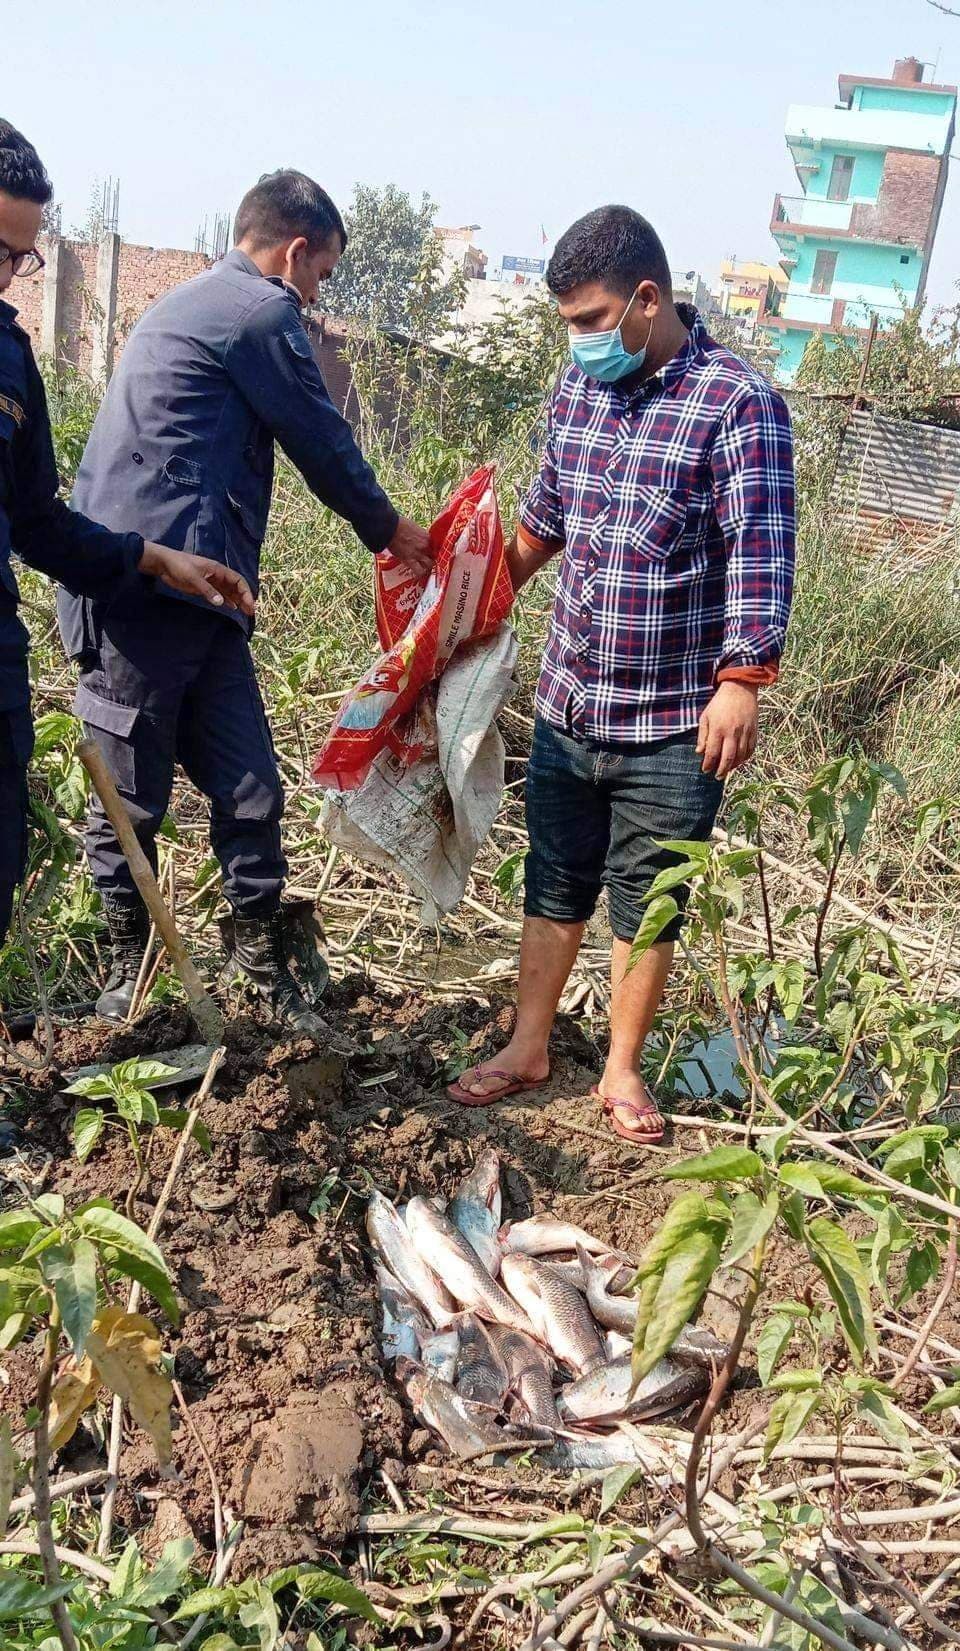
top-left (507, 531), bottom-right (562, 593)
top-left (14, 495), bottom-right (143, 599)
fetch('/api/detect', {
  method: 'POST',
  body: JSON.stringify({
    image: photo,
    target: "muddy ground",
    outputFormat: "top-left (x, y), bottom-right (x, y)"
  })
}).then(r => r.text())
top-left (2, 977), bottom-right (958, 1589)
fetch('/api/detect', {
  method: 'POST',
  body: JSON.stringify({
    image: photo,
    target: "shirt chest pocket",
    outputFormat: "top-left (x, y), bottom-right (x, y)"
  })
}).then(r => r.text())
top-left (624, 486), bottom-right (712, 564)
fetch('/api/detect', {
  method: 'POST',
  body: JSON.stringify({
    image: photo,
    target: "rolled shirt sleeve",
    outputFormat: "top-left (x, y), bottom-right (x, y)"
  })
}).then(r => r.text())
top-left (710, 383), bottom-right (795, 677)
top-left (226, 301), bottom-right (399, 554)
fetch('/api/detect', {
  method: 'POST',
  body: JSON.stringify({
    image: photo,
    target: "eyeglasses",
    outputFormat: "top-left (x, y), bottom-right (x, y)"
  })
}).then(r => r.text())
top-left (0, 244), bottom-right (45, 278)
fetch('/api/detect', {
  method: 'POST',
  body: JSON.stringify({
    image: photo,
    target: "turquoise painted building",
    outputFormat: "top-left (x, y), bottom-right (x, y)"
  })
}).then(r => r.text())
top-left (760, 57), bottom-right (957, 383)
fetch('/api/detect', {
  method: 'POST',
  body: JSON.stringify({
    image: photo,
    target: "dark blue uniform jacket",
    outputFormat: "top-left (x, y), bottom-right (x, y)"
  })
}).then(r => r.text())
top-left (59, 248), bottom-right (398, 656)
top-left (0, 296), bottom-right (142, 714)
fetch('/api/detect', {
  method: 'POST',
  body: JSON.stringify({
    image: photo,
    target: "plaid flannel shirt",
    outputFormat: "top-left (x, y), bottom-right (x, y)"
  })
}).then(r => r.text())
top-left (519, 306), bottom-right (795, 745)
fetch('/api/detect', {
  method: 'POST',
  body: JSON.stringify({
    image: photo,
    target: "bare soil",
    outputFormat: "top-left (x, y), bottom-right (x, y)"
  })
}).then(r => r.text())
top-left (3, 981), bottom-right (958, 1587)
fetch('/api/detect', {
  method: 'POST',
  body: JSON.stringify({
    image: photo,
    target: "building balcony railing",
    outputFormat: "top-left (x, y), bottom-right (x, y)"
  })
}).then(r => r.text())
top-left (775, 290), bottom-right (907, 329)
top-left (772, 193), bottom-right (855, 234)
top-left (781, 292), bottom-right (839, 324)
top-left (770, 193), bottom-right (926, 255)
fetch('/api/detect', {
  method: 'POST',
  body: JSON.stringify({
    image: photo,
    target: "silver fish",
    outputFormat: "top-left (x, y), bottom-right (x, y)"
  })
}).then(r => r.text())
top-left (579, 1248), bottom-right (641, 1333)
top-left (400, 1357), bottom-right (511, 1459)
top-left (577, 1249), bottom-right (732, 1371)
top-left (500, 1253), bottom-right (605, 1375)
top-left (484, 1323), bottom-right (563, 1433)
top-left (449, 1148), bottom-right (502, 1276)
top-left (668, 1325), bottom-right (732, 1372)
top-left (405, 1197), bottom-right (535, 1334)
top-left (375, 1261), bottom-right (430, 1362)
top-left (366, 1191), bottom-right (457, 1327)
top-left (541, 1256), bottom-right (632, 1294)
top-left (455, 1315), bottom-right (510, 1411)
top-left (559, 1353), bottom-right (708, 1424)
top-left (501, 1217), bottom-right (631, 1263)
top-left (422, 1326), bottom-right (460, 1383)
top-left (399, 1196), bottom-right (442, 1225)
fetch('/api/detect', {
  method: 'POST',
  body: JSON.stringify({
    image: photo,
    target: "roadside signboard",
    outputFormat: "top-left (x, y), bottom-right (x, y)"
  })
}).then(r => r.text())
top-left (502, 255), bottom-right (546, 275)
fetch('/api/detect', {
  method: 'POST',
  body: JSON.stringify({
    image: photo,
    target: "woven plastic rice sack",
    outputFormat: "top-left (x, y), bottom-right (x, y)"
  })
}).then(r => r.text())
top-left (313, 466), bottom-right (512, 791)
top-left (313, 467), bottom-right (517, 916)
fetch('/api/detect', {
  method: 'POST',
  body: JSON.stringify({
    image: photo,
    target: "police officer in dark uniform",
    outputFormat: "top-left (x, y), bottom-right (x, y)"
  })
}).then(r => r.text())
top-left (0, 121), bottom-right (255, 961)
top-left (58, 169), bottom-right (432, 1038)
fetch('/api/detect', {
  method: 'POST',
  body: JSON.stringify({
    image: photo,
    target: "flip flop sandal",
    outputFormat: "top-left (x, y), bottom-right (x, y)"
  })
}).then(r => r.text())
top-left (591, 1084), bottom-right (666, 1145)
top-left (447, 1065), bottom-right (549, 1108)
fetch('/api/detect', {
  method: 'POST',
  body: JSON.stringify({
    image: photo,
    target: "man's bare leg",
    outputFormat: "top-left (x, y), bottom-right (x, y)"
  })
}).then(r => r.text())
top-left (453, 915), bottom-right (584, 1099)
top-left (598, 938), bottom-right (673, 1134)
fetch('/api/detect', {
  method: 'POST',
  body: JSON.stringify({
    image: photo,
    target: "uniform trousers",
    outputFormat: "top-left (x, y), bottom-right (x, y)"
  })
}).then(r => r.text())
top-left (77, 603), bottom-right (286, 916)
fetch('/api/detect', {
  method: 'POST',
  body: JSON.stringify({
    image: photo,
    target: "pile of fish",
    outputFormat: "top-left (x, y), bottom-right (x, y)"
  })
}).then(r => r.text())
top-left (367, 1149), bottom-right (732, 1469)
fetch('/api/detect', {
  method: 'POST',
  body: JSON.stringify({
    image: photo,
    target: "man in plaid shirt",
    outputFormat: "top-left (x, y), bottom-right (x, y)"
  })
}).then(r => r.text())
top-left (449, 205), bottom-right (795, 1144)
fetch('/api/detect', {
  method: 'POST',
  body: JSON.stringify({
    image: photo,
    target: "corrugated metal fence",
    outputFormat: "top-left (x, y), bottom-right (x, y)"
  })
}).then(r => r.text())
top-left (834, 409), bottom-right (960, 529)
top-left (784, 398), bottom-right (960, 531)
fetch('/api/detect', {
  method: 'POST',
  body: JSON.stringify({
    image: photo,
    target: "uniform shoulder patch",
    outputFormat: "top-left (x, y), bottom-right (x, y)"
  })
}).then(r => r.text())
top-left (0, 390), bottom-right (25, 428)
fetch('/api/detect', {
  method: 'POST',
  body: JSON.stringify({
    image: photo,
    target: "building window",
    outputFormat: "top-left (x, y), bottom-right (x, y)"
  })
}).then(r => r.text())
top-left (827, 154), bottom-right (855, 202)
top-left (811, 250), bottom-right (838, 296)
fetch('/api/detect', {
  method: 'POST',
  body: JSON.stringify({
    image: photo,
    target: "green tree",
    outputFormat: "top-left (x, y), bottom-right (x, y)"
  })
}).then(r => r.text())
top-left (326, 183), bottom-right (463, 336)
top-left (794, 299), bottom-right (960, 425)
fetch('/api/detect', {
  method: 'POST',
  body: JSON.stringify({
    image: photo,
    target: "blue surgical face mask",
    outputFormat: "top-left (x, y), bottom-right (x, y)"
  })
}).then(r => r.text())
top-left (569, 288), bottom-right (654, 383)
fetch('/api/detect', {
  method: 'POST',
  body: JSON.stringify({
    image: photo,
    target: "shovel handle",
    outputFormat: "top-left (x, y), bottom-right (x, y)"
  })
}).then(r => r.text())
top-left (79, 738), bottom-right (224, 1044)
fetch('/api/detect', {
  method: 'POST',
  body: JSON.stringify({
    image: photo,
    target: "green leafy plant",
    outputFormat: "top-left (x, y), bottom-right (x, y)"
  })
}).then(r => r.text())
top-left (65, 1059), bottom-right (211, 1221)
top-left (0, 1190), bottom-right (180, 1648)
top-left (171, 1561), bottom-right (381, 1647)
top-left (66, 1059), bottom-right (210, 1162)
top-left (623, 754), bottom-right (960, 1604)
top-left (491, 849), bottom-right (525, 903)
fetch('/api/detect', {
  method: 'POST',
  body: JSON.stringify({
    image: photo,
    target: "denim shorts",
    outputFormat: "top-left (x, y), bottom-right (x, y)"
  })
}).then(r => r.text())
top-left (523, 716), bottom-right (723, 943)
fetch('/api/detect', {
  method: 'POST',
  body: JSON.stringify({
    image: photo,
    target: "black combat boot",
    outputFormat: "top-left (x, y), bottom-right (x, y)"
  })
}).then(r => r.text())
top-left (96, 900), bottom-right (150, 1022)
top-left (222, 909), bottom-right (328, 1041)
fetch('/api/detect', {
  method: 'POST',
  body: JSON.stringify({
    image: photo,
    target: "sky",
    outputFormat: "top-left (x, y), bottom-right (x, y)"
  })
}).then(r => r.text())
top-left (7, 0), bottom-right (960, 310)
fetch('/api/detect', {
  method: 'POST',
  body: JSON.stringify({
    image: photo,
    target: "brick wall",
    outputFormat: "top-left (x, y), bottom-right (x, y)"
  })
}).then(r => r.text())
top-left (58, 242), bottom-right (100, 371)
top-left (6, 240), bottom-right (107, 370)
top-left (851, 150), bottom-right (944, 248)
top-left (6, 228), bottom-right (426, 446)
top-left (113, 244), bottom-right (211, 354)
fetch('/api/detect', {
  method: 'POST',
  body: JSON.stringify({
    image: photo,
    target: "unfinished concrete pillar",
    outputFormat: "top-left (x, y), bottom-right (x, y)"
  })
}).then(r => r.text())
top-left (40, 235), bottom-right (63, 361)
top-left (91, 231), bottom-right (120, 384)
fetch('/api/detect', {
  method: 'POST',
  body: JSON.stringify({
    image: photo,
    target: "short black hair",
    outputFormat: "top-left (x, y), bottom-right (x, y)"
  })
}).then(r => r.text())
top-left (547, 205), bottom-right (671, 300)
top-left (0, 119), bottom-right (53, 205)
top-left (234, 169), bottom-right (346, 254)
